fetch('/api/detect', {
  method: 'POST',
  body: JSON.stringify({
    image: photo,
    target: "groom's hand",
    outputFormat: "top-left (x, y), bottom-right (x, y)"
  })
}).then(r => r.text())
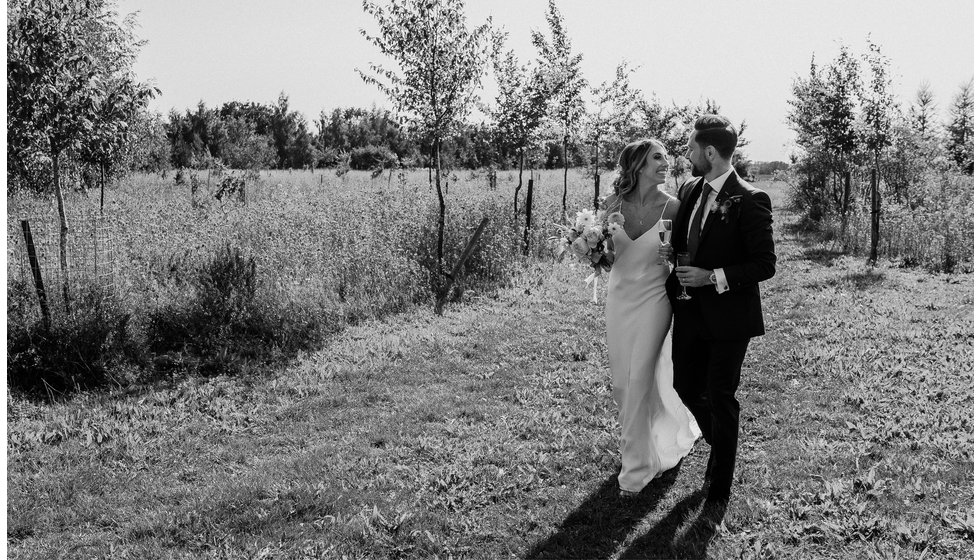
top-left (676, 266), bottom-right (713, 287)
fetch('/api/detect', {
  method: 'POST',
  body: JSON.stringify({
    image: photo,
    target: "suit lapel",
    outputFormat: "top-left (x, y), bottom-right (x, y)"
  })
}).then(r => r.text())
top-left (698, 171), bottom-right (739, 243)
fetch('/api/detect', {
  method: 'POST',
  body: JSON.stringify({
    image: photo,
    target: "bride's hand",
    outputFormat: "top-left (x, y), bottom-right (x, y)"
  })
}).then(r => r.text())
top-left (658, 244), bottom-right (674, 265)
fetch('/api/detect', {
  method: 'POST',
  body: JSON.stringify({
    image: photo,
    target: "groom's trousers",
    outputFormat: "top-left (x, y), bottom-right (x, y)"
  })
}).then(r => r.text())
top-left (672, 309), bottom-right (750, 502)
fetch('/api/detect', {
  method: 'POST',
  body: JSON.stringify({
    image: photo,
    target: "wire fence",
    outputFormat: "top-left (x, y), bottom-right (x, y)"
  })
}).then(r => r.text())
top-left (8, 206), bottom-right (115, 320)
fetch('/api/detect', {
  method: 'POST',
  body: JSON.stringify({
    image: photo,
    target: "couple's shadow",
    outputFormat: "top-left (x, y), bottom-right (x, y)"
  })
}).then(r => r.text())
top-left (524, 463), bottom-right (725, 559)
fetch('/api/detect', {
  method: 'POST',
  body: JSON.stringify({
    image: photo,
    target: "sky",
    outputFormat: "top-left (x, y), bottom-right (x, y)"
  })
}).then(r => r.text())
top-left (117, 0), bottom-right (974, 162)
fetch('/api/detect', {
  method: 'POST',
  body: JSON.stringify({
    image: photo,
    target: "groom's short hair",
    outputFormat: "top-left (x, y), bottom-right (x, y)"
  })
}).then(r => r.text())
top-left (693, 115), bottom-right (738, 160)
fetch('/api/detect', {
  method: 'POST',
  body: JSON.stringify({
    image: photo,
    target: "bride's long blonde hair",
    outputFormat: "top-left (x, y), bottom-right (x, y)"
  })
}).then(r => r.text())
top-left (609, 138), bottom-right (666, 208)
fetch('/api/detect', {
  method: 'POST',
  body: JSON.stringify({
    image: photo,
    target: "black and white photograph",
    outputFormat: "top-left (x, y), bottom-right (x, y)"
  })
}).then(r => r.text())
top-left (6, 0), bottom-right (974, 558)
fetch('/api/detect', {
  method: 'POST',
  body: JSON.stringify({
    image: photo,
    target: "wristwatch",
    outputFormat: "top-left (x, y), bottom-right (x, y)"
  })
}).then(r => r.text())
top-left (709, 271), bottom-right (718, 285)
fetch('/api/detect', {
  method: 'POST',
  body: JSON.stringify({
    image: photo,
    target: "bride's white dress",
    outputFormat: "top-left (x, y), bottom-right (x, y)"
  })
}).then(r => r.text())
top-left (606, 216), bottom-right (700, 492)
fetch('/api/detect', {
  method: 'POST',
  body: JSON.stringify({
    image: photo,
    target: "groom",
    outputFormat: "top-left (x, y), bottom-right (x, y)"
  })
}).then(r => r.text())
top-left (666, 114), bottom-right (776, 510)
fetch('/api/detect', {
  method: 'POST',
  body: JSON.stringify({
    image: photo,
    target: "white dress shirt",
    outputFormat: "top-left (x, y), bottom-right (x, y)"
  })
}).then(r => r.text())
top-left (687, 167), bottom-right (735, 294)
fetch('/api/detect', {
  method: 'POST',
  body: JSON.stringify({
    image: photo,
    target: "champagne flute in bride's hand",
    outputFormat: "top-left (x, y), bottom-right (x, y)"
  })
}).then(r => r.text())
top-left (657, 219), bottom-right (673, 267)
top-left (676, 251), bottom-right (693, 300)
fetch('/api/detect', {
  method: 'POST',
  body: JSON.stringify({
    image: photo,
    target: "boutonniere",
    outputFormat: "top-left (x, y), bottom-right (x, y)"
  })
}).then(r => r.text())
top-left (709, 195), bottom-right (743, 223)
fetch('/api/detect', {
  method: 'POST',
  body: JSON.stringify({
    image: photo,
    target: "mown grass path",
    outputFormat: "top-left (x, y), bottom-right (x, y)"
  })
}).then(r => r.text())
top-left (7, 181), bottom-right (973, 559)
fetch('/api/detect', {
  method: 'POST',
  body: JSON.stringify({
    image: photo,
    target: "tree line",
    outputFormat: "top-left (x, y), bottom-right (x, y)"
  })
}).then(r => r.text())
top-left (8, 0), bottom-right (760, 195)
top-left (787, 39), bottom-right (973, 266)
top-left (4, 0), bottom-right (756, 311)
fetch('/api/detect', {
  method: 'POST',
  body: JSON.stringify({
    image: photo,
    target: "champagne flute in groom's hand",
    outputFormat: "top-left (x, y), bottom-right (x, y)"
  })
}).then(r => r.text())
top-left (676, 251), bottom-right (693, 300)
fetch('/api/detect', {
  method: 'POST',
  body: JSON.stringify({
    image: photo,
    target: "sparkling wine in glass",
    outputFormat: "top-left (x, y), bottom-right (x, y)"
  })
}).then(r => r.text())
top-left (676, 251), bottom-right (693, 300)
top-left (658, 219), bottom-right (673, 244)
top-left (658, 219), bottom-right (673, 266)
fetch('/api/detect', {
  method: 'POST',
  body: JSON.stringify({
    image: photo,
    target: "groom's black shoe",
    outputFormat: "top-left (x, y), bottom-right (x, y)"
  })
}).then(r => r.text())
top-left (700, 495), bottom-right (729, 533)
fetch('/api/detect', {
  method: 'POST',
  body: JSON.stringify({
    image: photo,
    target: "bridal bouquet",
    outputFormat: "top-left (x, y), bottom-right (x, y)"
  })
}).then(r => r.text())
top-left (552, 208), bottom-right (623, 302)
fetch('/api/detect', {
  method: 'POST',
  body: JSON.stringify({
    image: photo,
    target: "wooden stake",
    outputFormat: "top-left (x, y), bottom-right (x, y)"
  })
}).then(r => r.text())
top-left (435, 216), bottom-right (490, 315)
top-left (21, 220), bottom-right (51, 331)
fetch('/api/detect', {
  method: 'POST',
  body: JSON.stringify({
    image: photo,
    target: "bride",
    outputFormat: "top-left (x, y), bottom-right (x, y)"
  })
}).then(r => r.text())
top-left (603, 138), bottom-right (700, 497)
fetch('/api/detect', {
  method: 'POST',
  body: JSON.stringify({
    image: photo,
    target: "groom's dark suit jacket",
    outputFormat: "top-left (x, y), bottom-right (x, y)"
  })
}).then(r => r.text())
top-left (666, 171), bottom-right (776, 340)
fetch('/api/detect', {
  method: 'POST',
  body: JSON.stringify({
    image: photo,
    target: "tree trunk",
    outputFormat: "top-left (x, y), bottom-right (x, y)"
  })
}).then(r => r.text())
top-left (435, 137), bottom-right (445, 277)
top-left (100, 163), bottom-right (106, 213)
top-left (869, 165), bottom-right (880, 265)
top-left (514, 149), bottom-right (524, 218)
top-left (593, 173), bottom-right (601, 211)
top-left (561, 134), bottom-right (568, 216)
top-left (841, 170), bottom-right (851, 240)
top-left (53, 151), bottom-right (72, 313)
top-left (593, 136), bottom-right (601, 210)
top-left (523, 179), bottom-right (534, 256)
top-left (593, 136), bottom-right (600, 185)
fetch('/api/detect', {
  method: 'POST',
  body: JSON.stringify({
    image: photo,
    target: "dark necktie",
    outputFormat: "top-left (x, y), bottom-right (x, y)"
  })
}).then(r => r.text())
top-left (686, 182), bottom-right (713, 261)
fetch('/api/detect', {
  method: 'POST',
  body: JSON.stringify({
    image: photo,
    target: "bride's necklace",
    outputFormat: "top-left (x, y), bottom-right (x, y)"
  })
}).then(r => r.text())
top-left (627, 195), bottom-right (660, 226)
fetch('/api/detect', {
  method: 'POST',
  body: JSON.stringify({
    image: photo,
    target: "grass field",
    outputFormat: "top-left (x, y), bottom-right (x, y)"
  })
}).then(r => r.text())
top-left (6, 176), bottom-right (974, 559)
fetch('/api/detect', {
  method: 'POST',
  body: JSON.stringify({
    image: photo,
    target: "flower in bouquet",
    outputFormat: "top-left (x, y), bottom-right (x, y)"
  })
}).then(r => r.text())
top-left (574, 209), bottom-right (597, 231)
top-left (571, 236), bottom-right (591, 256)
top-left (584, 226), bottom-right (603, 247)
top-left (606, 211), bottom-right (625, 236)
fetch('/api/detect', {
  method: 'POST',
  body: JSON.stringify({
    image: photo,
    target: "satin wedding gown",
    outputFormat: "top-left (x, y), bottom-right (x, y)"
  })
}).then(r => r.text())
top-left (606, 212), bottom-right (700, 493)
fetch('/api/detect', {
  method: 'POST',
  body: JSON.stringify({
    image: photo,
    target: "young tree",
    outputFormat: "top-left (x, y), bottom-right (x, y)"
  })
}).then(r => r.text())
top-left (946, 79), bottom-right (974, 175)
top-left (489, 45), bottom-right (548, 216)
top-left (787, 55), bottom-right (834, 220)
top-left (270, 92), bottom-right (303, 169)
top-left (821, 46), bottom-right (863, 236)
top-left (76, 8), bottom-right (157, 208)
top-left (787, 47), bottom-right (862, 234)
top-left (358, 0), bottom-right (496, 273)
top-left (582, 61), bottom-right (640, 209)
top-left (80, 74), bottom-right (158, 209)
top-left (532, 0), bottom-right (586, 216)
top-left (8, 0), bottom-right (151, 310)
top-left (859, 39), bottom-right (897, 265)
top-left (635, 95), bottom-right (685, 154)
top-left (909, 81), bottom-right (939, 139)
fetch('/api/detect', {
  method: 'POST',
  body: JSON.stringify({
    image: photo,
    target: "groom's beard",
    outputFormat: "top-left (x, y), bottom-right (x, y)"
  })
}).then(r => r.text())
top-left (691, 161), bottom-right (709, 177)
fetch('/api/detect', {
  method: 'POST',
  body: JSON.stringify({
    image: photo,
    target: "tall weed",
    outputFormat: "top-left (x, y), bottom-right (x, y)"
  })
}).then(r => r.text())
top-left (6, 169), bottom-right (616, 393)
top-left (7, 280), bottom-right (141, 395)
top-left (835, 171), bottom-right (973, 272)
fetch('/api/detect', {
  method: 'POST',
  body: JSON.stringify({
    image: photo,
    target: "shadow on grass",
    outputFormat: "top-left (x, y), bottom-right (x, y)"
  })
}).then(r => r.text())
top-left (797, 246), bottom-right (847, 266)
top-left (780, 215), bottom-right (827, 237)
top-left (780, 218), bottom-right (849, 267)
top-left (619, 492), bottom-right (724, 560)
top-left (818, 269), bottom-right (887, 291)
top-left (524, 466), bottom-right (680, 559)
